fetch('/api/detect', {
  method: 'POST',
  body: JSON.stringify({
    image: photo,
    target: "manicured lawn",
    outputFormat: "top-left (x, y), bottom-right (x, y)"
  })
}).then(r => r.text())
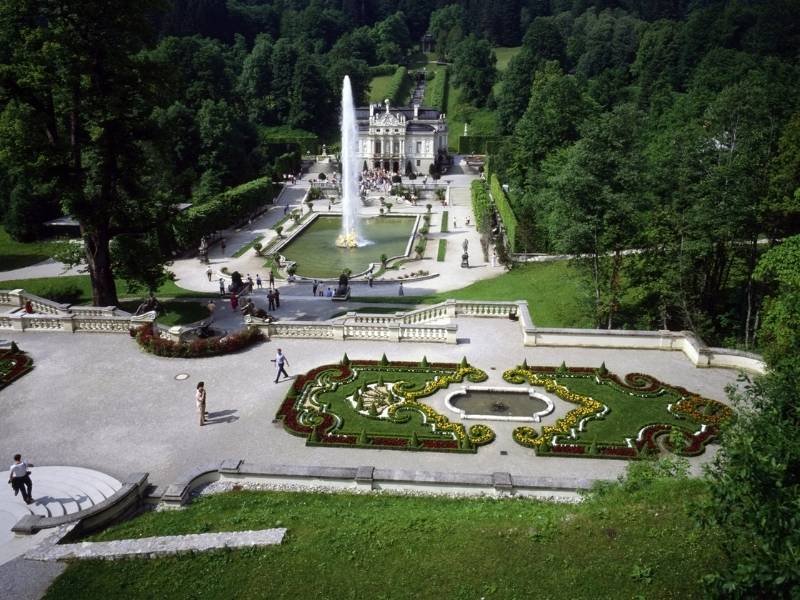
top-left (350, 261), bottom-right (594, 328)
top-left (118, 300), bottom-right (210, 327)
top-left (0, 276), bottom-right (216, 305)
top-left (446, 83), bottom-right (498, 150)
top-left (437, 239), bottom-right (447, 261)
top-left (45, 477), bottom-right (723, 599)
top-left (0, 227), bottom-right (73, 272)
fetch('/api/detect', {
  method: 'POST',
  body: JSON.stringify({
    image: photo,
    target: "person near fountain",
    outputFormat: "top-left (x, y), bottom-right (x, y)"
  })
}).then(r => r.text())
top-left (271, 349), bottom-right (290, 383)
top-left (219, 278), bottom-right (225, 296)
top-left (274, 288), bottom-right (281, 308)
top-left (206, 300), bottom-right (216, 323)
top-left (196, 382), bottom-right (208, 426)
top-left (312, 280), bottom-right (319, 296)
top-left (220, 238), bottom-right (226, 255)
top-left (399, 282), bottom-right (404, 296)
top-left (267, 289), bottom-right (275, 311)
top-left (368, 272), bottom-right (374, 287)
top-left (206, 266), bottom-right (212, 281)
top-left (256, 274), bottom-right (262, 289)
top-left (269, 270), bottom-right (275, 289)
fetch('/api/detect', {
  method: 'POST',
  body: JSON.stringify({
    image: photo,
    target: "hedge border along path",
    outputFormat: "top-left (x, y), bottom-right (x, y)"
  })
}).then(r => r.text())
top-left (276, 357), bottom-right (495, 453)
top-left (0, 347), bottom-right (34, 390)
top-left (504, 364), bottom-right (734, 460)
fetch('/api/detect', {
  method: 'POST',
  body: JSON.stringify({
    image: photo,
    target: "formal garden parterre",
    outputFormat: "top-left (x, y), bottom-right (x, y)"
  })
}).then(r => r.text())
top-left (276, 355), bottom-right (494, 452)
top-left (0, 342), bottom-right (33, 389)
top-left (505, 363), bottom-right (733, 459)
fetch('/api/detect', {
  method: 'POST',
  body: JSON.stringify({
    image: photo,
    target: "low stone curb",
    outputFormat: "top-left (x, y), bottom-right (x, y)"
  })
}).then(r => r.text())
top-left (25, 528), bottom-right (287, 561)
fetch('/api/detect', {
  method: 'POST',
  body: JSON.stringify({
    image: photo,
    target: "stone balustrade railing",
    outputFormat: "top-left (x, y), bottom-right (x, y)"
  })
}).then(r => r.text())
top-left (0, 288), bottom-right (155, 334)
top-left (248, 317), bottom-right (457, 345)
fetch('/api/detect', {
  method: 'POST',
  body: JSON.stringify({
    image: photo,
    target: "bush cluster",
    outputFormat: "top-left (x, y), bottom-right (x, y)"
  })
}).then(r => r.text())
top-left (427, 66), bottom-right (449, 112)
top-left (175, 177), bottom-right (278, 248)
top-left (134, 324), bottom-right (264, 358)
top-left (490, 174), bottom-right (518, 252)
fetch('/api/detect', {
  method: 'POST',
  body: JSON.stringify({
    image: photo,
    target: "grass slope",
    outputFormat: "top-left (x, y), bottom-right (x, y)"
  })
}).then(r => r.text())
top-left (0, 227), bottom-right (73, 272)
top-left (352, 262), bottom-right (593, 328)
top-left (45, 476), bottom-right (722, 599)
top-left (0, 276), bottom-right (216, 305)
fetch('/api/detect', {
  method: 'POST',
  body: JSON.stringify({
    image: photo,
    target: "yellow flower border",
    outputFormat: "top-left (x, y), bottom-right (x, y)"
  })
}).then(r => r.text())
top-left (503, 367), bottom-right (603, 447)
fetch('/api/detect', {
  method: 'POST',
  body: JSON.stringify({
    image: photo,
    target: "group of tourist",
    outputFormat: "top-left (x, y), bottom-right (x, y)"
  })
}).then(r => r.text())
top-left (359, 168), bottom-right (393, 195)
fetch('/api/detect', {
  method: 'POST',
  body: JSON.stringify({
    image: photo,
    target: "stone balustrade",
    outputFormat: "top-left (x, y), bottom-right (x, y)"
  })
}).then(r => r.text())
top-left (248, 317), bottom-right (457, 345)
top-left (0, 288), bottom-right (155, 334)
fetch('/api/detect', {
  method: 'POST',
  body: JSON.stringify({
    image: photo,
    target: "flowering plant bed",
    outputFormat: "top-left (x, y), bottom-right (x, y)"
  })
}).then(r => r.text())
top-left (133, 324), bottom-right (264, 358)
top-left (275, 357), bottom-right (494, 453)
top-left (504, 364), bottom-right (732, 459)
top-left (0, 345), bottom-right (33, 389)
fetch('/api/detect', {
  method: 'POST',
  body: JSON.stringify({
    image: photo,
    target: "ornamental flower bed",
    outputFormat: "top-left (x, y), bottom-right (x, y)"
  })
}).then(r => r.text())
top-left (0, 345), bottom-right (34, 390)
top-left (134, 324), bottom-right (264, 358)
top-left (504, 363), bottom-right (732, 460)
top-left (275, 358), bottom-right (495, 453)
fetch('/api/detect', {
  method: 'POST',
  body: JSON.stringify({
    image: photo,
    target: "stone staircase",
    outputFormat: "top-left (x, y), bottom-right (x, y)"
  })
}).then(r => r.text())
top-left (0, 467), bottom-right (122, 547)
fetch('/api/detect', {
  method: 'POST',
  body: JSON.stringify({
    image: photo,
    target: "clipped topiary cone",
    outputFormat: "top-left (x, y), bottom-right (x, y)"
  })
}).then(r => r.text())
top-left (357, 428), bottom-right (369, 445)
top-left (409, 431), bottom-right (420, 448)
top-left (380, 353), bottom-right (389, 366)
top-left (420, 355), bottom-right (429, 367)
top-left (522, 358), bottom-right (528, 369)
top-left (460, 356), bottom-right (469, 368)
top-left (341, 352), bottom-right (350, 366)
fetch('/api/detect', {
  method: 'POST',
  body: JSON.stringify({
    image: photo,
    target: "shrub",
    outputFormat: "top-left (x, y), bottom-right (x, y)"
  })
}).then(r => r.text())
top-left (437, 239), bottom-right (447, 262)
top-left (384, 66), bottom-right (411, 106)
top-left (470, 180), bottom-right (491, 235)
top-left (134, 324), bottom-right (264, 358)
top-left (318, 172), bottom-right (327, 181)
top-left (490, 174), bottom-right (519, 253)
top-left (427, 66), bottom-right (449, 113)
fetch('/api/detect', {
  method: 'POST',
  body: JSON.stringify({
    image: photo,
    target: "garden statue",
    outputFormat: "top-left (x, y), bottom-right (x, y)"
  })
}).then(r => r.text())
top-left (333, 271), bottom-right (351, 300)
top-left (461, 238), bottom-right (469, 268)
top-left (198, 236), bottom-right (208, 263)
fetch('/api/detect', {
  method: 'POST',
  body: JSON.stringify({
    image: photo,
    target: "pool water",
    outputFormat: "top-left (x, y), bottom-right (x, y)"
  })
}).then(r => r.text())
top-left (451, 391), bottom-right (549, 417)
top-left (280, 215), bottom-right (417, 278)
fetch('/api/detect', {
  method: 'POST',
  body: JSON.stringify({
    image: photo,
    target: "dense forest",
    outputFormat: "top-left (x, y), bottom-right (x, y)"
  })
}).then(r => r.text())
top-left (1, 1), bottom-right (799, 595)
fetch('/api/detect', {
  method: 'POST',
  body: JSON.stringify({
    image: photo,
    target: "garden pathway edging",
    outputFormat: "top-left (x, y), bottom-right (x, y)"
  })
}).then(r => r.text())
top-left (25, 528), bottom-right (287, 561)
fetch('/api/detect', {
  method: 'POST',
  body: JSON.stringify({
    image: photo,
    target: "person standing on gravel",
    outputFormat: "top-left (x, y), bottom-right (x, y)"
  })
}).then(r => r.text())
top-left (196, 382), bottom-right (208, 426)
top-left (272, 349), bottom-right (290, 383)
top-left (8, 454), bottom-right (33, 504)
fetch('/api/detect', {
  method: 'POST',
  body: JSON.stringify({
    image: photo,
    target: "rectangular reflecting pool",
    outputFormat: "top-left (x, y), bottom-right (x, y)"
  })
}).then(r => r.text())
top-left (279, 215), bottom-right (417, 278)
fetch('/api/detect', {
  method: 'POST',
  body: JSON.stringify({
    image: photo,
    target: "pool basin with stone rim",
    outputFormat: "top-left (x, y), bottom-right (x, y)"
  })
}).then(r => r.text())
top-left (445, 386), bottom-right (555, 423)
top-left (279, 215), bottom-right (417, 278)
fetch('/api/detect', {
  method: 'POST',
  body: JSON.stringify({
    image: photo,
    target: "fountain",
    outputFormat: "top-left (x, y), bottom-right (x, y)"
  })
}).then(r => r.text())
top-left (336, 75), bottom-right (367, 248)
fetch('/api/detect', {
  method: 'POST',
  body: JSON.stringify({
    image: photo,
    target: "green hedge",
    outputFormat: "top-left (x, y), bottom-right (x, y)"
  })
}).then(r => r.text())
top-left (427, 67), bottom-right (449, 113)
top-left (440, 210), bottom-right (449, 233)
top-left (458, 135), bottom-right (504, 155)
top-left (368, 63), bottom-right (399, 77)
top-left (470, 180), bottom-right (492, 236)
top-left (437, 239), bottom-right (447, 262)
top-left (176, 177), bottom-right (279, 247)
top-left (490, 174), bottom-right (518, 252)
top-left (385, 66), bottom-right (411, 106)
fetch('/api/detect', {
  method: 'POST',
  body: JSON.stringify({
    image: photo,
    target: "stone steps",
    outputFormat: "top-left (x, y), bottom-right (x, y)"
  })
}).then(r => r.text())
top-left (1, 466), bottom-right (122, 547)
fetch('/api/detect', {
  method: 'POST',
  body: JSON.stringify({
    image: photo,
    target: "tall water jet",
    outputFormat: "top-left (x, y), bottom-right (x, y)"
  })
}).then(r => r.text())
top-left (336, 75), bottom-right (365, 248)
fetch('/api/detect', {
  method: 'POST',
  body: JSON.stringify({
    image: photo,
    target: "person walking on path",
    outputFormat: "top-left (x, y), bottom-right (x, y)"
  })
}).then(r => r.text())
top-left (219, 278), bottom-right (226, 296)
top-left (272, 349), bottom-right (290, 383)
top-left (206, 266), bottom-right (212, 281)
top-left (220, 238), bottom-right (226, 255)
top-left (368, 273), bottom-right (374, 287)
top-left (399, 282), bottom-right (404, 296)
top-left (274, 288), bottom-right (281, 308)
top-left (312, 280), bottom-right (318, 296)
top-left (267, 289), bottom-right (275, 311)
top-left (269, 270), bottom-right (275, 289)
top-left (196, 382), bottom-right (208, 426)
top-left (8, 454), bottom-right (34, 504)
top-left (256, 274), bottom-right (262, 289)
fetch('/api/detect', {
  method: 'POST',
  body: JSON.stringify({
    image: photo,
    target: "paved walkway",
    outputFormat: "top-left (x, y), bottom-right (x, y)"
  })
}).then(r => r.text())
top-left (26, 528), bottom-right (286, 561)
top-left (1, 321), bottom-right (738, 491)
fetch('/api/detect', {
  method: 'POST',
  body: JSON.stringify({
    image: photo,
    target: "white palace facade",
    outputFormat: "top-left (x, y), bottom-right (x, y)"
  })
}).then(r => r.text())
top-left (355, 99), bottom-right (448, 174)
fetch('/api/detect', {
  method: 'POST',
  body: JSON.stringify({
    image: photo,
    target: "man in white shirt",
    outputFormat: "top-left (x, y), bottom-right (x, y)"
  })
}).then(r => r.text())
top-left (271, 349), bottom-right (290, 383)
top-left (8, 453), bottom-right (33, 504)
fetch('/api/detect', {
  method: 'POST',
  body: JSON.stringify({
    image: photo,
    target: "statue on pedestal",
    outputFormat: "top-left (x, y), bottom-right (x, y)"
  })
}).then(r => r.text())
top-left (198, 236), bottom-right (209, 264)
top-left (461, 238), bottom-right (469, 268)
